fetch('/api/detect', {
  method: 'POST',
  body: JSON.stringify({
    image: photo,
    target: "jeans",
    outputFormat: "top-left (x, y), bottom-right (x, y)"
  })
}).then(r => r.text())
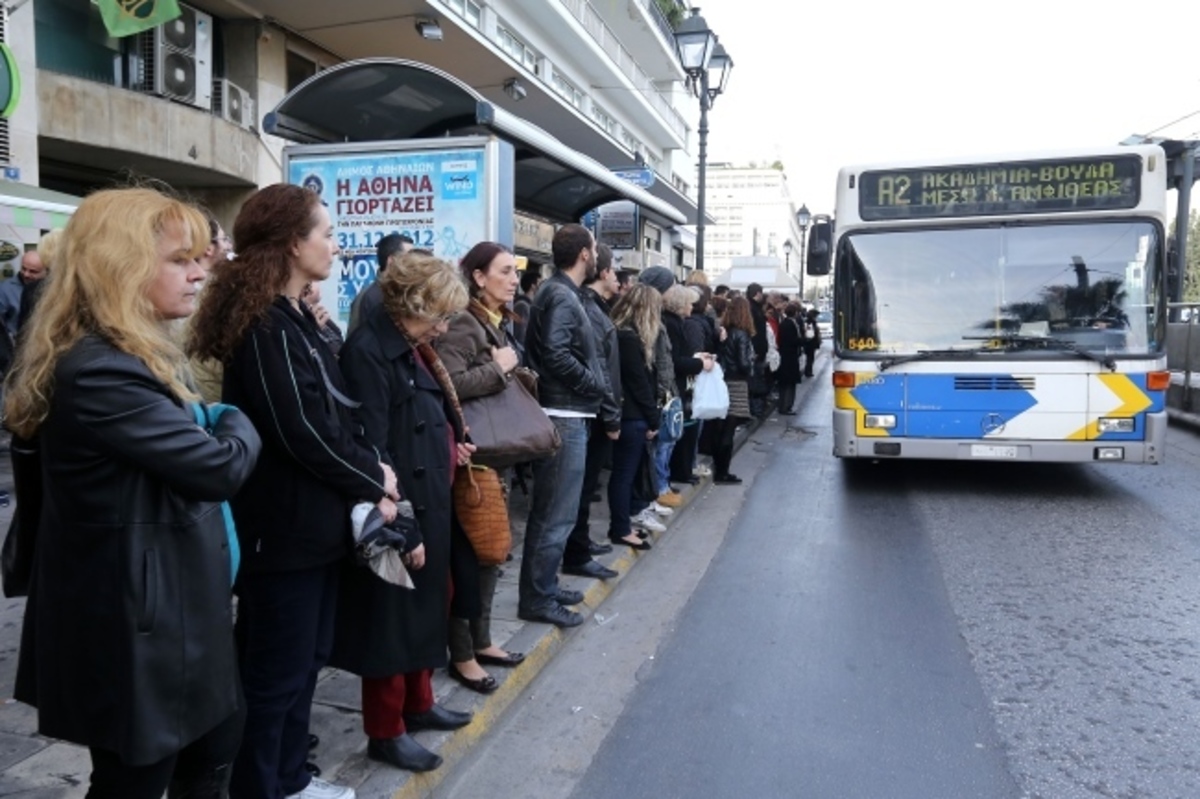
top-left (653, 436), bottom-right (676, 496)
top-left (564, 418), bottom-right (612, 568)
top-left (608, 419), bottom-right (649, 540)
top-left (519, 416), bottom-right (589, 615)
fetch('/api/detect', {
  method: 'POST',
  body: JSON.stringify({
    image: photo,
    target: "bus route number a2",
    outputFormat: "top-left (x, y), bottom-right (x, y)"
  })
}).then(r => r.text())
top-left (876, 176), bottom-right (910, 207)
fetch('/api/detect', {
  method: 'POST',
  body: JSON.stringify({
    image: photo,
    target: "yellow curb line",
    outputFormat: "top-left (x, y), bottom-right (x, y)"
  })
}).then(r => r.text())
top-left (384, 484), bottom-right (702, 798)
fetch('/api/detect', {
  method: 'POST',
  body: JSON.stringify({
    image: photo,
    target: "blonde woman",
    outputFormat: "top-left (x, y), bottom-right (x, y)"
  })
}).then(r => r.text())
top-left (331, 251), bottom-right (477, 773)
top-left (607, 283), bottom-right (662, 549)
top-left (6, 188), bottom-right (261, 798)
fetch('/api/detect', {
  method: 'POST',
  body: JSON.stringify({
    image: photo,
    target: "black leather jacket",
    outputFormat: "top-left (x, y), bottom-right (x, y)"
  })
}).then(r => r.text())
top-left (720, 328), bottom-right (756, 380)
top-left (581, 286), bottom-right (621, 432)
top-left (524, 271), bottom-right (610, 414)
top-left (15, 335), bottom-right (261, 766)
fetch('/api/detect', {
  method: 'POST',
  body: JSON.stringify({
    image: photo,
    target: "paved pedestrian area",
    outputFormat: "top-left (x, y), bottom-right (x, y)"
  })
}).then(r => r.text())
top-left (0, 411), bottom-right (781, 799)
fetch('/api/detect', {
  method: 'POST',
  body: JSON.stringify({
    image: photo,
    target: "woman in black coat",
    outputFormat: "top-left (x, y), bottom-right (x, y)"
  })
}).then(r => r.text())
top-left (189, 184), bottom-right (396, 799)
top-left (5, 188), bottom-right (261, 798)
top-left (332, 251), bottom-right (477, 773)
top-left (776, 302), bottom-right (804, 415)
top-left (713, 296), bottom-right (757, 483)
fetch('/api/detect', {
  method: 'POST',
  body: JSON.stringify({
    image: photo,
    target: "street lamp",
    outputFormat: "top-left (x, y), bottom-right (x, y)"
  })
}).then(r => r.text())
top-left (783, 238), bottom-right (792, 273)
top-left (673, 7), bottom-right (732, 271)
top-left (796, 203), bottom-right (811, 299)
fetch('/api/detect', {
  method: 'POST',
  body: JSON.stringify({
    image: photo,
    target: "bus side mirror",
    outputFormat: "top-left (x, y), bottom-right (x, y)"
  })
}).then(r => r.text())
top-left (807, 217), bottom-right (833, 277)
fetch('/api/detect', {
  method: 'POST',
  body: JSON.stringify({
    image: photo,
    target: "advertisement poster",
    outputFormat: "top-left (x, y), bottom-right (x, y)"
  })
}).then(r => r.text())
top-left (287, 145), bottom-right (490, 326)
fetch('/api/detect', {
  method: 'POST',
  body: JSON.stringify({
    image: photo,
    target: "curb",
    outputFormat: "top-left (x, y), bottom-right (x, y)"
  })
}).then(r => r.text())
top-left (377, 417), bottom-right (767, 799)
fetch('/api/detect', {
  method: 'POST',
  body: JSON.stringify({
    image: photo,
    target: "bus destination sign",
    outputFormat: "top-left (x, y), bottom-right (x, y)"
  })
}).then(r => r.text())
top-left (858, 155), bottom-right (1142, 221)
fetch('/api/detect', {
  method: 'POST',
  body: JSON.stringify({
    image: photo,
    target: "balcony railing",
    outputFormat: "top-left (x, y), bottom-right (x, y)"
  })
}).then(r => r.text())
top-left (557, 0), bottom-right (687, 142)
top-left (639, 0), bottom-right (678, 48)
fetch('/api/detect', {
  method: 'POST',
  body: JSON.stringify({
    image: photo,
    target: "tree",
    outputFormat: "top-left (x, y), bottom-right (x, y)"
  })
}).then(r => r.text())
top-left (1176, 211), bottom-right (1200, 302)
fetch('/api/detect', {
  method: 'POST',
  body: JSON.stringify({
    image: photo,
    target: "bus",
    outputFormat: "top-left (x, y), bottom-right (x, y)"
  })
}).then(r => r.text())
top-left (810, 143), bottom-right (1188, 464)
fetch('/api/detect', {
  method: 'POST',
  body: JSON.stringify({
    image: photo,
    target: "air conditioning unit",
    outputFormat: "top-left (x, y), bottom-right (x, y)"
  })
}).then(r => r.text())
top-left (136, 2), bottom-right (213, 111)
top-left (213, 79), bottom-right (256, 131)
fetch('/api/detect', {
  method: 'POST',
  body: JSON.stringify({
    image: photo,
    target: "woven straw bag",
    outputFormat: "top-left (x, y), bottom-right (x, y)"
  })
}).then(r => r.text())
top-left (453, 463), bottom-right (512, 566)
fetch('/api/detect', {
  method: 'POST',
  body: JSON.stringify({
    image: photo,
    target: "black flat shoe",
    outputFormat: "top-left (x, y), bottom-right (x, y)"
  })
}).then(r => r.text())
top-left (404, 704), bottom-right (473, 732)
top-left (610, 535), bottom-right (651, 551)
top-left (713, 474), bottom-right (742, 485)
top-left (447, 663), bottom-right (498, 695)
top-left (476, 650), bottom-right (526, 667)
top-left (555, 587), bottom-right (585, 606)
top-left (368, 734), bottom-right (442, 772)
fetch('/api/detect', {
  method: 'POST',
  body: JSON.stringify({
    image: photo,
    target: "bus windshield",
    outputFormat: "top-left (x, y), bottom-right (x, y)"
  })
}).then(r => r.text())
top-left (838, 221), bottom-right (1161, 357)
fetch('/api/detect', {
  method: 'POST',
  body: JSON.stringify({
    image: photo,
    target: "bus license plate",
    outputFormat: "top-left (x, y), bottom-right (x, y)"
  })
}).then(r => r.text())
top-left (971, 444), bottom-right (1017, 459)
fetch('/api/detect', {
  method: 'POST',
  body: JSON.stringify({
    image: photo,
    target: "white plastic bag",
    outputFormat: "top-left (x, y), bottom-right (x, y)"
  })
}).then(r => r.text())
top-left (692, 363), bottom-right (730, 420)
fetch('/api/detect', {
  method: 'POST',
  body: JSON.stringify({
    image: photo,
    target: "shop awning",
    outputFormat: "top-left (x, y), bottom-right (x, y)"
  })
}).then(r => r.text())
top-left (263, 58), bottom-right (687, 226)
top-left (0, 182), bottom-right (80, 230)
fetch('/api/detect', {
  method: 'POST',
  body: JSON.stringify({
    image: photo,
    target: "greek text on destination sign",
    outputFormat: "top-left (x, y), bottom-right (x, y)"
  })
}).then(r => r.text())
top-left (858, 155), bottom-right (1142, 220)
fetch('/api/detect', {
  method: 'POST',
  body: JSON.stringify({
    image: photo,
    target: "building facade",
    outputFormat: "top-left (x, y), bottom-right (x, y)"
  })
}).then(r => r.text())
top-left (703, 163), bottom-right (808, 281)
top-left (0, 0), bottom-right (702, 275)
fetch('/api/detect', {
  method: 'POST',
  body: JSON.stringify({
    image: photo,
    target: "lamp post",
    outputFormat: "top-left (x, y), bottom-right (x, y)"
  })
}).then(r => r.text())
top-left (673, 7), bottom-right (732, 272)
top-left (783, 238), bottom-right (792, 275)
top-left (796, 203), bottom-right (811, 300)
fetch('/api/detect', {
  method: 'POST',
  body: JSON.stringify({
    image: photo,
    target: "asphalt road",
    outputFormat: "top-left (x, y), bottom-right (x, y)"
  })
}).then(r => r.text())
top-left (445, 377), bottom-right (1200, 799)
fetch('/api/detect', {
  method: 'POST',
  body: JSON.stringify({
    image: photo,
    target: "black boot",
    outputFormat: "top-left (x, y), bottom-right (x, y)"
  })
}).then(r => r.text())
top-left (368, 734), bottom-right (443, 772)
top-left (167, 764), bottom-right (232, 799)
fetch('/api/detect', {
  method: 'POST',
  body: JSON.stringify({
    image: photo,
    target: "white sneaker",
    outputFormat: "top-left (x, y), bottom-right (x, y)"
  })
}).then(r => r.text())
top-left (651, 501), bottom-right (675, 517)
top-left (287, 778), bottom-right (356, 799)
top-left (631, 509), bottom-right (666, 533)
top-left (694, 464), bottom-right (712, 477)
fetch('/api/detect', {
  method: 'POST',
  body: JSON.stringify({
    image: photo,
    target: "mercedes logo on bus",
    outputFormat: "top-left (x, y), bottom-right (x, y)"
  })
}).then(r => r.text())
top-left (981, 414), bottom-right (1007, 436)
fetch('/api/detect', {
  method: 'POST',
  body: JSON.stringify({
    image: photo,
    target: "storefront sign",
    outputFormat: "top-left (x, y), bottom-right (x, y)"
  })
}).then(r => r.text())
top-left (513, 212), bottom-right (554, 254)
top-left (596, 201), bottom-right (638, 250)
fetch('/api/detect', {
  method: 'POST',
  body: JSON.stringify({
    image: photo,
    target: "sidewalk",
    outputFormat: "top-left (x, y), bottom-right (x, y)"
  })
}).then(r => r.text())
top-left (0, 355), bottom-right (827, 799)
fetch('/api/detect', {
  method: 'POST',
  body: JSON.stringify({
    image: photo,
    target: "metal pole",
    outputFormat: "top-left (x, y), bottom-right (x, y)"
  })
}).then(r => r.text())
top-left (798, 223), bottom-right (809, 300)
top-left (1175, 143), bottom-right (1196, 305)
top-left (696, 71), bottom-right (709, 271)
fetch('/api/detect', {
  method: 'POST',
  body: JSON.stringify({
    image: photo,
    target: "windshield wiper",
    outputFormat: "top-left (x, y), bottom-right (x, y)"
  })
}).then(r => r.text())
top-left (878, 348), bottom-right (982, 371)
top-left (961, 334), bottom-right (1116, 371)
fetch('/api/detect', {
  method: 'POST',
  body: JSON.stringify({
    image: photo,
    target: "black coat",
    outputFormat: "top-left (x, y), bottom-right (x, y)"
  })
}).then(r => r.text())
top-left (616, 328), bottom-right (661, 429)
top-left (663, 310), bottom-right (703, 404)
top-left (720, 328), bottom-right (756, 380)
top-left (330, 304), bottom-right (476, 678)
top-left (15, 335), bottom-right (261, 766)
top-left (222, 298), bottom-right (387, 575)
top-left (777, 316), bottom-right (803, 384)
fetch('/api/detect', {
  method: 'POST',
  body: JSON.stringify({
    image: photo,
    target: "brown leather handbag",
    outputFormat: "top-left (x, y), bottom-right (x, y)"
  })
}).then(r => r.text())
top-left (461, 375), bottom-right (560, 468)
top-left (453, 463), bottom-right (512, 566)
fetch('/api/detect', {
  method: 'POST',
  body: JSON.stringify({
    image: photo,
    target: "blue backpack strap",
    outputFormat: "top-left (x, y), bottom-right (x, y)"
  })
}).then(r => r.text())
top-left (191, 403), bottom-right (240, 584)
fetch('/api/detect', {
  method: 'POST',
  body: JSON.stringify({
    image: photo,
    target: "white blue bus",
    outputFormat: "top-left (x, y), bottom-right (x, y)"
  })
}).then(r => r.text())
top-left (811, 144), bottom-right (1178, 464)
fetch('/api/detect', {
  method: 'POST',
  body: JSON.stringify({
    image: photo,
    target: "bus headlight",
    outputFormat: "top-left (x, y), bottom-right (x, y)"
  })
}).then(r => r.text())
top-left (863, 414), bottom-right (896, 429)
top-left (1097, 418), bottom-right (1135, 433)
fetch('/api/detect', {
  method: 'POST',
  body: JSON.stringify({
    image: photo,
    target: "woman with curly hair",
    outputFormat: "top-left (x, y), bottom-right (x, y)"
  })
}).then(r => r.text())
top-left (189, 183), bottom-right (397, 799)
top-left (6, 187), bottom-right (261, 798)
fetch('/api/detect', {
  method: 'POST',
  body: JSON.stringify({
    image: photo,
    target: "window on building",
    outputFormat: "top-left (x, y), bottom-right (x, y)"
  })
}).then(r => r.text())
top-left (447, 0), bottom-right (483, 28)
top-left (35, 0), bottom-right (126, 85)
top-left (497, 26), bottom-right (539, 74)
top-left (644, 223), bottom-right (662, 253)
top-left (551, 72), bottom-right (584, 109)
top-left (286, 49), bottom-right (318, 92)
top-left (591, 102), bottom-right (617, 135)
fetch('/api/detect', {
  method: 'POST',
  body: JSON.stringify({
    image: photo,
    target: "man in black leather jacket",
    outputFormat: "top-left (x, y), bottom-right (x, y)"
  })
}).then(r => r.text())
top-left (563, 243), bottom-right (622, 581)
top-left (519, 224), bottom-right (613, 627)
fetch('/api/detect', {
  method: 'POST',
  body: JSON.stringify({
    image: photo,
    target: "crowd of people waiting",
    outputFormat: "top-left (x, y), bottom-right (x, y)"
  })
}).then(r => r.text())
top-left (0, 182), bottom-right (822, 799)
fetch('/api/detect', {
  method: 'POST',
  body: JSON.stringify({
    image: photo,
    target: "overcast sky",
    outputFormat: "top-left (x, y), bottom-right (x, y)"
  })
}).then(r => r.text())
top-left (696, 0), bottom-right (1200, 217)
